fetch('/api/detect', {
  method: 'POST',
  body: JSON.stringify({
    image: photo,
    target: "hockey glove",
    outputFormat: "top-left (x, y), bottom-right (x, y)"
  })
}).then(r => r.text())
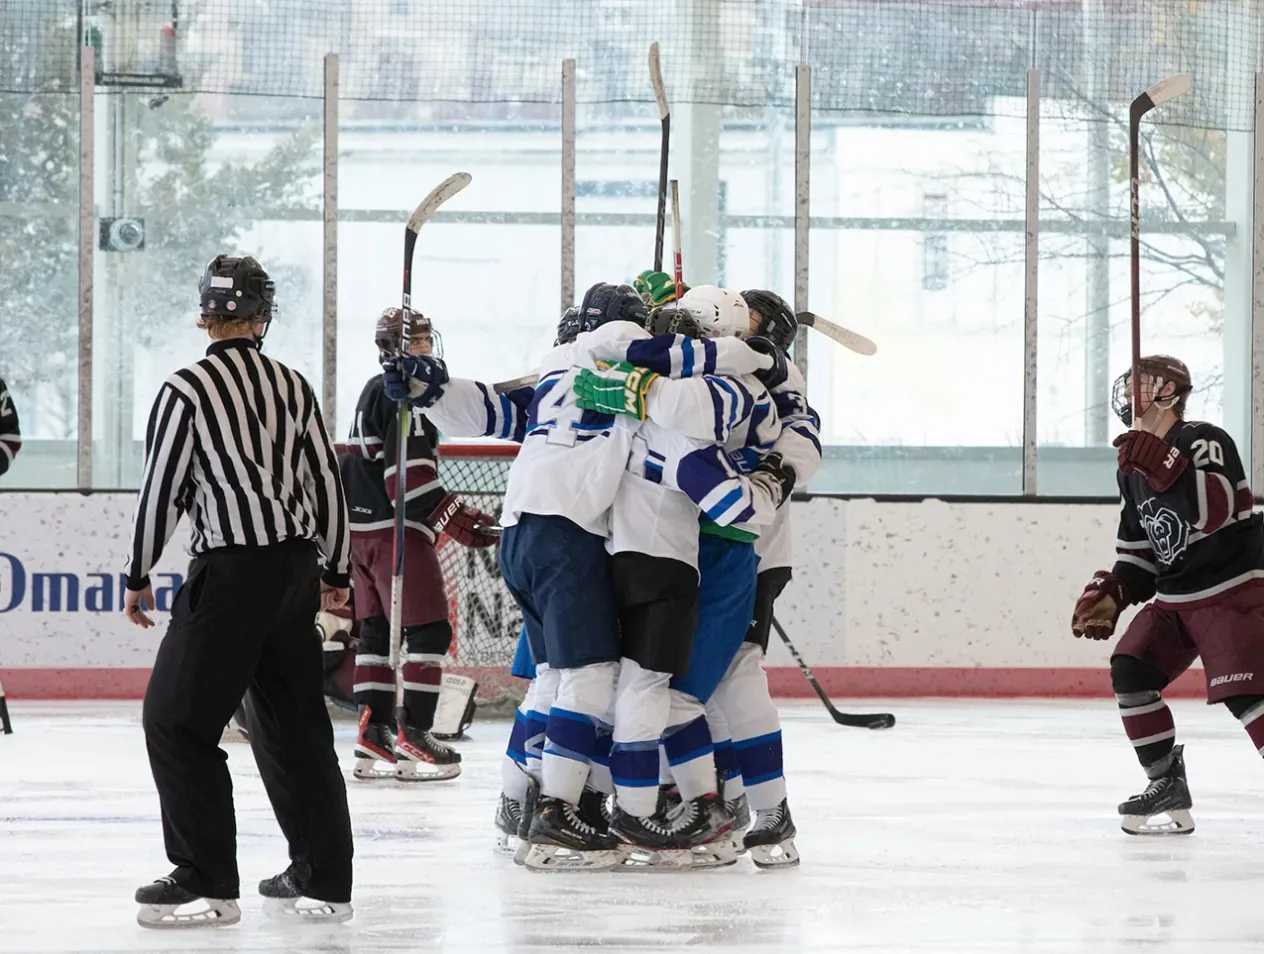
top-left (634, 269), bottom-right (688, 307)
top-left (1071, 570), bottom-right (1128, 640)
top-left (745, 336), bottom-right (789, 390)
top-left (1114, 430), bottom-right (1187, 493)
top-left (573, 361), bottom-right (661, 419)
top-left (382, 354), bottom-right (449, 408)
top-left (426, 492), bottom-right (500, 548)
top-left (748, 452), bottom-right (797, 510)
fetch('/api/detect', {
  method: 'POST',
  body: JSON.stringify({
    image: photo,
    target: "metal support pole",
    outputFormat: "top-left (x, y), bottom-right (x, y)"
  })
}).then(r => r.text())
top-left (322, 52), bottom-right (338, 435)
top-left (1251, 72), bottom-right (1264, 493)
top-left (792, 63), bottom-right (810, 382)
top-left (78, 45), bottom-right (94, 490)
top-left (1022, 69), bottom-right (1040, 496)
top-left (561, 58), bottom-right (576, 313)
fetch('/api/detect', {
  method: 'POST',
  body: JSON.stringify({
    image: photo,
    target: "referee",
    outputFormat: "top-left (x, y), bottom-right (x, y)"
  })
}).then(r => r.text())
top-left (124, 254), bottom-right (354, 929)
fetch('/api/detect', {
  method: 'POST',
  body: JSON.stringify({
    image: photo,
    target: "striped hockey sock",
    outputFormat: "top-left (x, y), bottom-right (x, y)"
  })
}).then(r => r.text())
top-left (353, 652), bottom-right (394, 723)
top-left (401, 653), bottom-right (443, 730)
top-left (1117, 689), bottom-right (1176, 777)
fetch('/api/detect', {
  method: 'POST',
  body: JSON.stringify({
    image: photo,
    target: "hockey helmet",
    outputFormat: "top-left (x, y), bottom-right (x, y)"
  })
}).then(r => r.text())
top-left (679, 285), bottom-right (749, 340)
top-left (199, 254), bottom-right (275, 324)
top-left (579, 282), bottom-right (648, 334)
top-left (375, 307), bottom-right (442, 359)
top-left (1111, 354), bottom-right (1192, 426)
top-left (741, 289), bottom-right (798, 353)
top-left (647, 303), bottom-right (705, 340)
top-left (555, 305), bottom-right (583, 346)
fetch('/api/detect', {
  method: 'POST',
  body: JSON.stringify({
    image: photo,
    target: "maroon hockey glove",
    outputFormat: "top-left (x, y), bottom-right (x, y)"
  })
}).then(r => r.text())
top-left (426, 492), bottom-right (500, 548)
top-left (1071, 570), bottom-right (1128, 640)
top-left (1113, 430), bottom-right (1188, 492)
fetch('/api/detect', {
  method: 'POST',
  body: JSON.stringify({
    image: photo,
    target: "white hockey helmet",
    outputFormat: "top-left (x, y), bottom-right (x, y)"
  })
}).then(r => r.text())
top-left (679, 285), bottom-right (750, 340)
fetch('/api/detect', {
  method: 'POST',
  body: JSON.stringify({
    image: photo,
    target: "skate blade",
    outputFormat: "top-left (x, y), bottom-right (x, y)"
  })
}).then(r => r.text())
top-left (137, 898), bottom-right (241, 929)
top-left (688, 839), bottom-right (739, 869)
top-left (495, 831), bottom-right (522, 857)
top-left (394, 760), bottom-right (461, 782)
top-left (615, 844), bottom-right (693, 870)
top-left (1121, 809), bottom-right (1195, 836)
top-left (352, 757), bottom-right (397, 781)
top-left (262, 897), bottom-right (354, 923)
top-left (749, 838), bottom-right (801, 869)
top-left (512, 839), bottom-right (531, 866)
top-left (523, 843), bottom-right (619, 871)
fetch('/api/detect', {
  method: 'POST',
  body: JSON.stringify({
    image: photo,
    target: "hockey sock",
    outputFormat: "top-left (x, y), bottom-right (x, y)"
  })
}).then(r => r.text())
top-left (542, 662), bottom-right (616, 804)
top-left (662, 715), bottom-right (717, 802)
top-left (353, 657), bottom-right (393, 724)
top-left (506, 707), bottom-right (529, 774)
top-left (1111, 655), bottom-right (1175, 777)
top-left (525, 666), bottom-right (558, 782)
top-left (588, 712), bottom-right (615, 796)
top-left (1223, 695), bottom-right (1264, 753)
top-left (502, 753), bottom-right (530, 804)
top-left (612, 660), bottom-right (673, 816)
top-left (716, 643), bottom-right (783, 810)
top-left (705, 695), bottom-right (744, 802)
top-left (402, 654), bottom-right (443, 730)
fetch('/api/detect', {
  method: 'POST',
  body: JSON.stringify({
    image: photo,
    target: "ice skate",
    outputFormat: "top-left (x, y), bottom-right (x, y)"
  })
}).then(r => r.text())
top-left (394, 716), bottom-right (462, 781)
top-left (352, 706), bottom-right (397, 780)
top-left (513, 774), bottom-right (540, 865)
top-left (135, 876), bottom-right (241, 929)
top-left (743, 798), bottom-right (800, 868)
top-left (523, 794), bottom-right (621, 871)
top-left (258, 863), bottom-right (353, 923)
top-left (1118, 744), bottom-right (1195, 835)
top-left (728, 792), bottom-right (751, 853)
top-left (495, 791), bottom-right (524, 856)
top-left (662, 791), bottom-right (738, 869)
top-left (608, 807), bottom-right (695, 869)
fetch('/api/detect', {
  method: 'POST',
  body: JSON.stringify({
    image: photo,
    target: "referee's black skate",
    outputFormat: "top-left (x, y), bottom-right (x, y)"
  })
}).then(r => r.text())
top-left (135, 875), bottom-right (241, 929)
top-left (394, 716), bottom-right (462, 781)
top-left (259, 862), bottom-right (353, 923)
top-left (523, 794), bottom-right (621, 871)
top-left (352, 706), bottom-right (397, 780)
top-left (1118, 744), bottom-right (1195, 835)
top-left (743, 798), bottom-right (800, 868)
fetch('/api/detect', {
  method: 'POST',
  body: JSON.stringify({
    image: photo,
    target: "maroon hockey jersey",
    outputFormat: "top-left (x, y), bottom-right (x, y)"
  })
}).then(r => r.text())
top-left (1113, 420), bottom-right (1264, 609)
top-left (338, 375), bottom-right (447, 540)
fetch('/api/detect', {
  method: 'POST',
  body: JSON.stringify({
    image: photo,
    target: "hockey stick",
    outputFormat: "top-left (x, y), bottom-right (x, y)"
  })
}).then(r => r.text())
top-left (795, 312), bottom-right (877, 356)
top-left (389, 172), bottom-right (472, 675)
top-left (649, 41), bottom-right (670, 273)
top-left (1128, 74), bottom-right (1191, 421)
top-left (492, 373), bottom-right (538, 394)
top-left (0, 676), bottom-right (11, 734)
top-left (771, 616), bottom-right (895, 729)
top-left (669, 178), bottom-right (684, 295)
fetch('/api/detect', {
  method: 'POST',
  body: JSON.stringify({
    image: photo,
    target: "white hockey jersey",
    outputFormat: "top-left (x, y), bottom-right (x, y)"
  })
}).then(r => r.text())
top-left (754, 361), bottom-right (822, 572)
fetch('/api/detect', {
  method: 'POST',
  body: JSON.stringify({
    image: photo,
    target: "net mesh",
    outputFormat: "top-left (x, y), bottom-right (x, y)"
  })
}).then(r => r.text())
top-left (2, 0), bottom-right (1257, 129)
top-left (435, 444), bottom-right (523, 710)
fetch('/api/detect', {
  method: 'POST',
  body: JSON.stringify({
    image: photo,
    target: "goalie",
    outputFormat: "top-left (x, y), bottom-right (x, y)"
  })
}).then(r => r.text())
top-left (338, 308), bottom-right (498, 781)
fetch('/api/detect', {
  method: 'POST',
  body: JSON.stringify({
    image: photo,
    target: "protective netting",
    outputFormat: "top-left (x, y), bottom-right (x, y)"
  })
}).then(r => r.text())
top-left (435, 444), bottom-right (523, 710)
top-left (2, 0), bottom-right (1257, 129)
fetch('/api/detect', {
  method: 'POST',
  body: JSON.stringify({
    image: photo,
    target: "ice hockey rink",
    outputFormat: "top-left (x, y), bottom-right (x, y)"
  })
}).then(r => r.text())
top-left (4, 699), bottom-right (1264, 954)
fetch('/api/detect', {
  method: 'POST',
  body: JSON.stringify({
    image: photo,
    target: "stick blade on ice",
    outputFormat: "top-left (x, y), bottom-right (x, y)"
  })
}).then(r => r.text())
top-left (796, 312), bottom-right (878, 356)
top-left (406, 172), bottom-right (472, 235)
top-left (649, 42), bottom-right (669, 120)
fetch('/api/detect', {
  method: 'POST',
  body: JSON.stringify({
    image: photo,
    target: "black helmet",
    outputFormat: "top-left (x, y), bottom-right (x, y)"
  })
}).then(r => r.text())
top-left (647, 303), bottom-right (704, 340)
top-left (741, 289), bottom-right (797, 353)
top-left (200, 255), bottom-right (275, 323)
top-left (555, 305), bottom-right (582, 346)
top-left (579, 282), bottom-right (648, 334)
top-left (1111, 355), bottom-right (1192, 426)
top-left (375, 307), bottom-right (441, 358)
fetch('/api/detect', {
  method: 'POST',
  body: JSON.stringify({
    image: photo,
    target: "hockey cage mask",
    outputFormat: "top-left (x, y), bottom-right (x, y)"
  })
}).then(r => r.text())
top-left (375, 307), bottom-right (443, 360)
top-left (1110, 354), bottom-right (1192, 426)
top-left (199, 255), bottom-right (276, 348)
top-left (741, 289), bottom-right (798, 353)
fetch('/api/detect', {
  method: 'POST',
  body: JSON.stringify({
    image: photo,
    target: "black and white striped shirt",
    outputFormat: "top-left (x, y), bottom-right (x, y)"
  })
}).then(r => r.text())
top-left (126, 337), bottom-right (350, 590)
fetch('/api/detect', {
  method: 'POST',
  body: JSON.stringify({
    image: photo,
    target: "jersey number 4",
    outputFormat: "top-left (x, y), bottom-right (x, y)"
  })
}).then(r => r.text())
top-left (526, 371), bottom-right (613, 447)
top-left (1191, 438), bottom-right (1224, 468)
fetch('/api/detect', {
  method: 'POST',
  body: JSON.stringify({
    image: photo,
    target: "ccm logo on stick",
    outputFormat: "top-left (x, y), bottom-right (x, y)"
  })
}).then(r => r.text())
top-left (1210, 673), bottom-right (1255, 688)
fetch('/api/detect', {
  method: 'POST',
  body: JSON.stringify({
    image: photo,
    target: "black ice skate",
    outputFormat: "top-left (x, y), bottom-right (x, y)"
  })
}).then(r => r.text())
top-left (523, 794), bottom-right (621, 871)
top-left (394, 715), bottom-right (462, 781)
top-left (352, 706), bottom-right (397, 780)
top-left (1118, 744), bottom-right (1195, 835)
top-left (661, 791), bottom-right (738, 869)
top-left (513, 774), bottom-right (540, 865)
top-left (728, 792), bottom-right (751, 836)
top-left (743, 798), bottom-right (800, 868)
top-left (258, 862), bottom-right (353, 923)
top-left (135, 875), bottom-right (240, 929)
top-left (495, 791), bottom-right (524, 857)
top-left (608, 806), bottom-right (696, 869)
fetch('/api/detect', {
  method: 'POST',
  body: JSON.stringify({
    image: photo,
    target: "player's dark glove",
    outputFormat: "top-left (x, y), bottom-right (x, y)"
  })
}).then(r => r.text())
top-left (749, 451), bottom-right (797, 510)
top-left (745, 336), bottom-right (788, 390)
top-left (1071, 570), bottom-right (1128, 640)
top-left (426, 492), bottom-right (500, 548)
top-left (382, 354), bottom-right (449, 408)
top-left (1114, 430), bottom-right (1187, 493)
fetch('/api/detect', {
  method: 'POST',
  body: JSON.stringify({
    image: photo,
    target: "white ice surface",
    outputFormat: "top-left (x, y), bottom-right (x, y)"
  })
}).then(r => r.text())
top-left (3, 699), bottom-right (1264, 953)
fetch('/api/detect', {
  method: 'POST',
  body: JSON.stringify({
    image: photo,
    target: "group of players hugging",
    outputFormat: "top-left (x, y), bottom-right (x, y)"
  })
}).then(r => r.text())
top-left (343, 262), bottom-right (1264, 865)
top-left (341, 269), bottom-right (819, 871)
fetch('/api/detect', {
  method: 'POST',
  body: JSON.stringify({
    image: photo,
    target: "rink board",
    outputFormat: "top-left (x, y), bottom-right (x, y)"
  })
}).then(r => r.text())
top-left (0, 493), bottom-right (1204, 699)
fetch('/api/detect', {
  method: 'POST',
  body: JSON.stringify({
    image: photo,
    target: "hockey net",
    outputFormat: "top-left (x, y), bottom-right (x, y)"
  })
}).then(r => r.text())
top-left (435, 443), bottom-right (524, 712)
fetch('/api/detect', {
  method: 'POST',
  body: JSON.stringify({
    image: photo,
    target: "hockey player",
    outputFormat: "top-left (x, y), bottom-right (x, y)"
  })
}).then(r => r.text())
top-left (1072, 355), bottom-right (1264, 835)
top-left (0, 374), bottom-right (20, 478)
top-left (340, 307), bottom-right (498, 781)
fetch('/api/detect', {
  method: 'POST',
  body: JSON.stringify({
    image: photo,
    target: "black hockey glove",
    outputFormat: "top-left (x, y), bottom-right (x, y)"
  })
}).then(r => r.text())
top-left (749, 452), bottom-right (797, 510)
top-left (382, 354), bottom-right (449, 408)
top-left (745, 336), bottom-right (789, 390)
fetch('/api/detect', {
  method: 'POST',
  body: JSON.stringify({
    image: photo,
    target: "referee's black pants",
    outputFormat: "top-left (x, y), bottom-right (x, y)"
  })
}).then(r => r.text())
top-left (142, 539), bottom-right (353, 902)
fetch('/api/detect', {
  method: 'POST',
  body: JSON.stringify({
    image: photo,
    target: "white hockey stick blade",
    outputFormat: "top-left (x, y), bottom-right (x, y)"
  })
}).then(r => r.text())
top-left (1140, 74), bottom-right (1192, 109)
top-left (492, 373), bottom-right (539, 394)
top-left (406, 172), bottom-right (472, 235)
top-left (796, 312), bottom-right (877, 356)
top-left (649, 42), bottom-right (669, 120)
